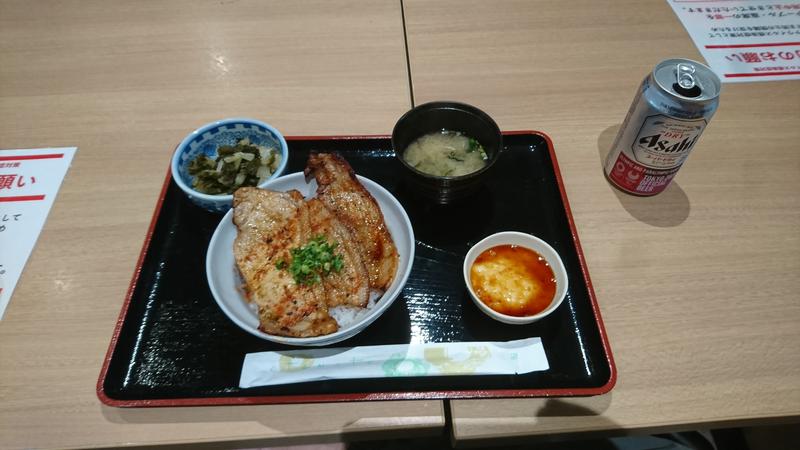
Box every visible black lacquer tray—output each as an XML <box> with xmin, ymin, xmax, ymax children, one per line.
<box><xmin>98</xmin><ymin>132</ymin><xmax>616</xmax><ymax>406</ymax></box>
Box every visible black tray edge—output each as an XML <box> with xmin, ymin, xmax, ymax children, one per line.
<box><xmin>96</xmin><ymin>131</ymin><xmax>617</xmax><ymax>407</ymax></box>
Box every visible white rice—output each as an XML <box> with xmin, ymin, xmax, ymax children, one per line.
<box><xmin>329</xmin><ymin>291</ymin><xmax>382</xmax><ymax>328</ymax></box>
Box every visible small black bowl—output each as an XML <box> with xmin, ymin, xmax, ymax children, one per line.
<box><xmin>392</xmin><ymin>101</ymin><xmax>502</xmax><ymax>204</ymax></box>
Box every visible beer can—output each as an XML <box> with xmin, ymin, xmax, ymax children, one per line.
<box><xmin>605</xmin><ymin>58</ymin><xmax>721</xmax><ymax>196</ymax></box>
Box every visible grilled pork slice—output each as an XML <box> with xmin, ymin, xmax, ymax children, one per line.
<box><xmin>305</xmin><ymin>153</ymin><xmax>399</xmax><ymax>291</ymax></box>
<box><xmin>233</xmin><ymin>187</ymin><xmax>337</xmax><ymax>337</ymax></box>
<box><xmin>296</xmin><ymin>198</ymin><xmax>370</xmax><ymax>308</ymax></box>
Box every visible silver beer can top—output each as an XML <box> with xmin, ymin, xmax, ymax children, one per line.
<box><xmin>653</xmin><ymin>58</ymin><xmax>721</xmax><ymax>103</ymax></box>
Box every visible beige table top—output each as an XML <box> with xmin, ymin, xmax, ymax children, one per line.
<box><xmin>2</xmin><ymin>0</ymin><xmax>799</xmax><ymax>448</ymax></box>
<box><xmin>0</xmin><ymin>1</ymin><xmax>443</xmax><ymax>449</ymax></box>
<box><xmin>404</xmin><ymin>0</ymin><xmax>800</xmax><ymax>445</ymax></box>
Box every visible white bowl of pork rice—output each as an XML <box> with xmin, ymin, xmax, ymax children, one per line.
<box><xmin>206</xmin><ymin>170</ymin><xmax>415</xmax><ymax>346</ymax></box>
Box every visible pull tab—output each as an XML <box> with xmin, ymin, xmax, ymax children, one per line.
<box><xmin>673</xmin><ymin>63</ymin><xmax>702</xmax><ymax>97</ymax></box>
<box><xmin>677</xmin><ymin>63</ymin><xmax>696</xmax><ymax>89</ymax></box>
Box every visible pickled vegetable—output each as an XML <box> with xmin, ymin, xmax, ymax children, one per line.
<box><xmin>187</xmin><ymin>138</ymin><xmax>281</xmax><ymax>195</ymax></box>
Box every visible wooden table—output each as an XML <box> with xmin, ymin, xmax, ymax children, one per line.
<box><xmin>404</xmin><ymin>0</ymin><xmax>800</xmax><ymax>445</ymax></box>
<box><xmin>2</xmin><ymin>0</ymin><xmax>799</xmax><ymax>448</ymax></box>
<box><xmin>0</xmin><ymin>1</ymin><xmax>443</xmax><ymax>448</ymax></box>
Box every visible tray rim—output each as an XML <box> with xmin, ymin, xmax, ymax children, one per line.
<box><xmin>96</xmin><ymin>131</ymin><xmax>617</xmax><ymax>407</ymax></box>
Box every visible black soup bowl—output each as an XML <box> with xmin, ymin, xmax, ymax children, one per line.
<box><xmin>392</xmin><ymin>101</ymin><xmax>502</xmax><ymax>204</ymax></box>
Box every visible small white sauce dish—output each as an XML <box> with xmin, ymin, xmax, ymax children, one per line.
<box><xmin>463</xmin><ymin>231</ymin><xmax>569</xmax><ymax>325</ymax></box>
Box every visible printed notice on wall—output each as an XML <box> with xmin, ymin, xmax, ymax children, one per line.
<box><xmin>0</xmin><ymin>148</ymin><xmax>76</xmax><ymax>319</ymax></box>
<box><xmin>667</xmin><ymin>0</ymin><xmax>800</xmax><ymax>82</ymax></box>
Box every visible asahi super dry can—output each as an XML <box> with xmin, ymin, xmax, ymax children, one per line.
<box><xmin>605</xmin><ymin>58</ymin><xmax>721</xmax><ymax>196</ymax></box>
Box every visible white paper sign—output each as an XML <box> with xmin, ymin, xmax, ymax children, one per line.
<box><xmin>667</xmin><ymin>0</ymin><xmax>800</xmax><ymax>82</ymax></box>
<box><xmin>0</xmin><ymin>147</ymin><xmax>76</xmax><ymax>319</ymax></box>
<box><xmin>240</xmin><ymin>337</ymin><xmax>549</xmax><ymax>388</ymax></box>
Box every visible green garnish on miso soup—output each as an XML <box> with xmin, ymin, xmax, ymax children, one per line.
<box><xmin>403</xmin><ymin>130</ymin><xmax>488</xmax><ymax>177</ymax></box>
<box><xmin>187</xmin><ymin>138</ymin><xmax>281</xmax><ymax>195</ymax></box>
<box><xmin>276</xmin><ymin>235</ymin><xmax>344</xmax><ymax>286</ymax></box>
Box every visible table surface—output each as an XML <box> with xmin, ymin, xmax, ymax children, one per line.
<box><xmin>1</xmin><ymin>0</ymin><xmax>799</xmax><ymax>448</ymax></box>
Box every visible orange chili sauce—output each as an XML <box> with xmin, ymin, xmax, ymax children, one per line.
<box><xmin>469</xmin><ymin>244</ymin><xmax>556</xmax><ymax>317</ymax></box>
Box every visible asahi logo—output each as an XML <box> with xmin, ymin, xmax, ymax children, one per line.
<box><xmin>632</xmin><ymin>115</ymin><xmax>707</xmax><ymax>169</ymax></box>
<box><xmin>637</xmin><ymin>133</ymin><xmax>700</xmax><ymax>155</ymax></box>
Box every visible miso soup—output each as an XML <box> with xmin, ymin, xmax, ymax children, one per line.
<box><xmin>403</xmin><ymin>130</ymin><xmax>488</xmax><ymax>177</ymax></box>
